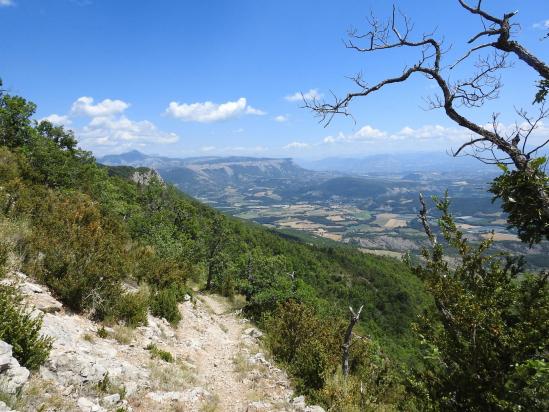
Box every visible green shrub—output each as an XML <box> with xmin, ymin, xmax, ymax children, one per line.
<box><xmin>97</xmin><ymin>326</ymin><xmax>108</xmax><ymax>339</ymax></box>
<box><xmin>146</xmin><ymin>343</ymin><xmax>174</xmax><ymax>363</ymax></box>
<box><xmin>150</xmin><ymin>287</ymin><xmax>181</xmax><ymax>325</ymax></box>
<box><xmin>115</xmin><ymin>286</ymin><xmax>149</xmax><ymax>327</ymax></box>
<box><xmin>0</xmin><ymin>285</ymin><xmax>52</xmax><ymax>370</ymax></box>
<box><xmin>264</xmin><ymin>301</ymin><xmax>342</xmax><ymax>392</ymax></box>
<box><xmin>23</xmin><ymin>190</ymin><xmax>127</xmax><ymax>318</ymax></box>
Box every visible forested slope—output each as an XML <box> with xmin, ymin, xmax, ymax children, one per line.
<box><xmin>0</xmin><ymin>84</ymin><xmax>430</xmax><ymax>409</ymax></box>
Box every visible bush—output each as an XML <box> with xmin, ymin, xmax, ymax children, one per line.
<box><xmin>23</xmin><ymin>190</ymin><xmax>127</xmax><ymax>318</ymax></box>
<box><xmin>114</xmin><ymin>285</ymin><xmax>149</xmax><ymax>327</ymax></box>
<box><xmin>146</xmin><ymin>343</ymin><xmax>174</xmax><ymax>363</ymax></box>
<box><xmin>264</xmin><ymin>301</ymin><xmax>342</xmax><ymax>393</ymax></box>
<box><xmin>0</xmin><ymin>285</ymin><xmax>52</xmax><ymax>370</ymax></box>
<box><xmin>150</xmin><ymin>287</ymin><xmax>181</xmax><ymax>325</ymax></box>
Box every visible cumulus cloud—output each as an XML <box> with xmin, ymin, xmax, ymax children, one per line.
<box><xmin>285</xmin><ymin>89</ymin><xmax>322</xmax><ymax>102</ymax></box>
<box><xmin>80</xmin><ymin>115</ymin><xmax>179</xmax><ymax>147</ymax></box>
<box><xmin>323</xmin><ymin>125</ymin><xmax>387</xmax><ymax>143</ymax></box>
<box><xmin>166</xmin><ymin>97</ymin><xmax>265</xmax><ymax>122</ymax></box>
<box><xmin>71</xmin><ymin>96</ymin><xmax>129</xmax><ymax>117</ymax></box>
<box><xmin>323</xmin><ymin>124</ymin><xmax>474</xmax><ymax>146</ymax></box>
<box><xmin>0</xmin><ymin>0</ymin><xmax>14</xmax><ymax>7</ymax></box>
<box><xmin>274</xmin><ymin>115</ymin><xmax>288</xmax><ymax>122</ymax></box>
<box><xmin>533</xmin><ymin>19</ymin><xmax>549</xmax><ymax>29</ymax></box>
<box><xmin>39</xmin><ymin>114</ymin><xmax>72</xmax><ymax>127</ymax></box>
<box><xmin>283</xmin><ymin>141</ymin><xmax>310</xmax><ymax>150</ymax></box>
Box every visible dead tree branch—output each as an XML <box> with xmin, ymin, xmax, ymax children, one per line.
<box><xmin>304</xmin><ymin>0</ymin><xmax>549</xmax><ymax>220</ymax></box>
<box><xmin>342</xmin><ymin>305</ymin><xmax>363</xmax><ymax>378</ymax></box>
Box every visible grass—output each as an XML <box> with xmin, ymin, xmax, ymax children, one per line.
<box><xmin>146</xmin><ymin>343</ymin><xmax>174</xmax><ymax>363</ymax></box>
<box><xmin>2</xmin><ymin>377</ymin><xmax>77</xmax><ymax>412</ymax></box>
<box><xmin>148</xmin><ymin>360</ymin><xmax>196</xmax><ymax>392</ymax></box>
<box><xmin>200</xmin><ymin>394</ymin><xmax>220</xmax><ymax>412</ymax></box>
<box><xmin>111</xmin><ymin>325</ymin><xmax>134</xmax><ymax>345</ymax></box>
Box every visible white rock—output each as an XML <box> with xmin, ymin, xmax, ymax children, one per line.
<box><xmin>77</xmin><ymin>397</ymin><xmax>105</xmax><ymax>412</ymax></box>
<box><xmin>248</xmin><ymin>352</ymin><xmax>268</xmax><ymax>365</ymax></box>
<box><xmin>246</xmin><ymin>401</ymin><xmax>272</xmax><ymax>411</ymax></box>
<box><xmin>304</xmin><ymin>407</ymin><xmax>326</xmax><ymax>412</ymax></box>
<box><xmin>102</xmin><ymin>393</ymin><xmax>120</xmax><ymax>406</ymax></box>
<box><xmin>0</xmin><ymin>341</ymin><xmax>30</xmax><ymax>394</ymax></box>
<box><xmin>244</xmin><ymin>327</ymin><xmax>263</xmax><ymax>339</ymax></box>
<box><xmin>0</xmin><ymin>341</ymin><xmax>11</xmax><ymax>372</ymax></box>
<box><xmin>0</xmin><ymin>401</ymin><xmax>15</xmax><ymax>412</ymax></box>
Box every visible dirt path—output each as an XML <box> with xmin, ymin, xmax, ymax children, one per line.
<box><xmin>176</xmin><ymin>293</ymin><xmax>295</xmax><ymax>411</ymax></box>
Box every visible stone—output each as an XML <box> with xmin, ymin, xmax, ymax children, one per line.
<box><xmin>244</xmin><ymin>327</ymin><xmax>263</xmax><ymax>339</ymax></box>
<box><xmin>0</xmin><ymin>341</ymin><xmax>11</xmax><ymax>373</ymax></box>
<box><xmin>77</xmin><ymin>397</ymin><xmax>106</xmax><ymax>412</ymax></box>
<box><xmin>0</xmin><ymin>341</ymin><xmax>30</xmax><ymax>394</ymax></box>
<box><xmin>246</xmin><ymin>401</ymin><xmax>272</xmax><ymax>411</ymax></box>
<box><xmin>102</xmin><ymin>393</ymin><xmax>120</xmax><ymax>406</ymax></box>
<box><xmin>292</xmin><ymin>395</ymin><xmax>306</xmax><ymax>409</ymax></box>
<box><xmin>304</xmin><ymin>407</ymin><xmax>326</xmax><ymax>412</ymax></box>
<box><xmin>248</xmin><ymin>352</ymin><xmax>268</xmax><ymax>365</ymax></box>
<box><xmin>0</xmin><ymin>401</ymin><xmax>15</xmax><ymax>412</ymax></box>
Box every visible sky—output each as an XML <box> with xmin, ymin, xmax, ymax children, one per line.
<box><xmin>1</xmin><ymin>0</ymin><xmax>548</xmax><ymax>159</ymax></box>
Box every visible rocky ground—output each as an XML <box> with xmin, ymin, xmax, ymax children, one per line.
<box><xmin>0</xmin><ymin>272</ymin><xmax>324</xmax><ymax>412</ymax></box>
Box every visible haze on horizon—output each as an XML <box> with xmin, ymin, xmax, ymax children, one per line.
<box><xmin>1</xmin><ymin>0</ymin><xmax>548</xmax><ymax>159</ymax></box>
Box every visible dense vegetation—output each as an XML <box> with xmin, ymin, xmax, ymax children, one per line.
<box><xmin>1</xmin><ymin>80</ymin><xmax>547</xmax><ymax>410</ymax></box>
<box><xmin>0</xmin><ymin>81</ymin><xmax>430</xmax><ymax>408</ymax></box>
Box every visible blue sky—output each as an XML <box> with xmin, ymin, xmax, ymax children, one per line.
<box><xmin>1</xmin><ymin>0</ymin><xmax>548</xmax><ymax>159</ymax></box>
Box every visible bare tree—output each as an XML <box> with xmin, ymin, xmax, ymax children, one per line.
<box><xmin>306</xmin><ymin>1</ymin><xmax>549</xmax><ymax>227</ymax></box>
<box><xmin>342</xmin><ymin>305</ymin><xmax>363</xmax><ymax>378</ymax></box>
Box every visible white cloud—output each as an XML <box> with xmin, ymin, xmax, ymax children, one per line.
<box><xmin>166</xmin><ymin>97</ymin><xmax>265</xmax><ymax>122</ymax></box>
<box><xmin>71</xmin><ymin>96</ymin><xmax>129</xmax><ymax>117</ymax></box>
<box><xmin>80</xmin><ymin>115</ymin><xmax>179</xmax><ymax>147</ymax></box>
<box><xmin>245</xmin><ymin>106</ymin><xmax>266</xmax><ymax>116</ymax></box>
<box><xmin>201</xmin><ymin>146</ymin><xmax>216</xmax><ymax>152</ymax></box>
<box><xmin>285</xmin><ymin>89</ymin><xmax>322</xmax><ymax>102</ymax></box>
<box><xmin>533</xmin><ymin>19</ymin><xmax>549</xmax><ymax>29</ymax></box>
<box><xmin>0</xmin><ymin>0</ymin><xmax>14</xmax><ymax>7</ymax></box>
<box><xmin>39</xmin><ymin>114</ymin><xmax>72</xmax><ymax>127</ymax></box>
<box><xmin>283</xmin><ymin>141</ymin><xmax>310</xmax><ymax>150</ymax></box>
<box><xmin>323</xmin><ymin>125</ymin><xmax>387</xmax><ymax>143</ymax></box>
<box><xmin>274</xmin><ymin>115</ymin><xmax>288</xmax><ymax>122</ymax></box>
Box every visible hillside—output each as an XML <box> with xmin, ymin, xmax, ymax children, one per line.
<box><xmin>1</xmin><ymin>272</ymin><xmax>325</xmax><ymax>411</ymax></box>
<box><xmin>0</xmin><ymin>87</ymin><xmax>430</xmax><ymax>410</ymax></box>
<box><xmin>101</xmin><ymin>151</ymin><xmax>314</xmax><ymax>199</ymax></box>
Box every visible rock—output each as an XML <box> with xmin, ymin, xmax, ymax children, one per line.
<box><xmin>146</xmin><ymin>387</ymin><xmax>211</xmax><ymax>403</ymax></box>
<box><xmin>292</xmin><ymin>396</ymin><xmax>306</xmax><ymax>410</ymax></box>
<box><xmin>248</xmin><ymin>352</ymin><xmax>268</xmax><ymax>366</ymax></box>
<box><xmin>246</xmin><ymin>401</ymin><xmax>272</xmax><ymax>411</ymax></box>
<box><xmin>244</xmin><ymin>327</ymin><xmax>263</xmax><ymax>339</ymax></box>
<box><xmin>304</xmin><ymin>407</ymin><xmax>326</xmax><ymax>412</ymax></box>
<box><xmin>292</xmin><ymin>396</ymin><xmax>326</xmax><ymax>412</ymax></box>
<box><xmin>0</xmin><ymin>401</ymin><xmax>15</xmax><ymax>412</ymax></box>
<box><xmin>184</xmin><ymin>293</ymin><xmax>191</xmax><ymax>301</ymax></box>
<box><xmin>0</xmin><ymin>341</ymin><xmax>30</xmax><ymax>394</ymax></box>
<box><xmin>102</xmin><ymin>393</ymin><xmax>120</xmax><ymax>406</ymax></box>
<box><xmin>77</xmin><ymin>397</ymin><xmax>105</xmax><ymax>412</ymax></box>
<box><xmin>0</xmin><ymin>341</ymin><xmax>11</xmax><ymax>372</ymax></box>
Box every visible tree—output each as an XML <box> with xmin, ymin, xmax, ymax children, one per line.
<box><xmin>0</xmin><ymin>79</ymin><xmax>37</xmax><ymax>149</ymax></box>
<box><xmin>406</xmin><ymin>194</ymin><xmax>548</xmax><ymax>411</ymax></box>
<box><xmin>204</xmin><ymin>214</ymin><xmax>229</xmax><ymax>289</ymax></box>
<box><xmin>306</xmin><ymin>1</ymin><xmax>549</xmax><ymax>244</ymax></box>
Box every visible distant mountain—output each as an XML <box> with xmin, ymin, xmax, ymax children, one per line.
<box><xmin>296</xmin><ymin>152</ymin><xmax>498</xmax><ymax>176</ymax></box>
<box><xmin>99</xmin><ymin>151</ymin><xmax>317</xmax><ymax>198</ymax></box>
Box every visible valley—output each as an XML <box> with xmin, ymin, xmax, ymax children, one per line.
<box><xmin>102</xmin><ymin>151</ymin><xmax>549</xmax><ymax>269</ymax></box>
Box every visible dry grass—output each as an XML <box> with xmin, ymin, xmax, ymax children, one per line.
<box><xmin>8</xmin><ymin>377</ymin><xmax>78</xmax><ymax>412</ymax></box>
<box><xmin>148</xmin><ymin>360</ymin><xmax>197</xmax><ymax>392</ymax></box>
<box><xmin>112</xmin><ymin>325</ymin><xmax>134</xmax><ymax>345</ymax></box>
